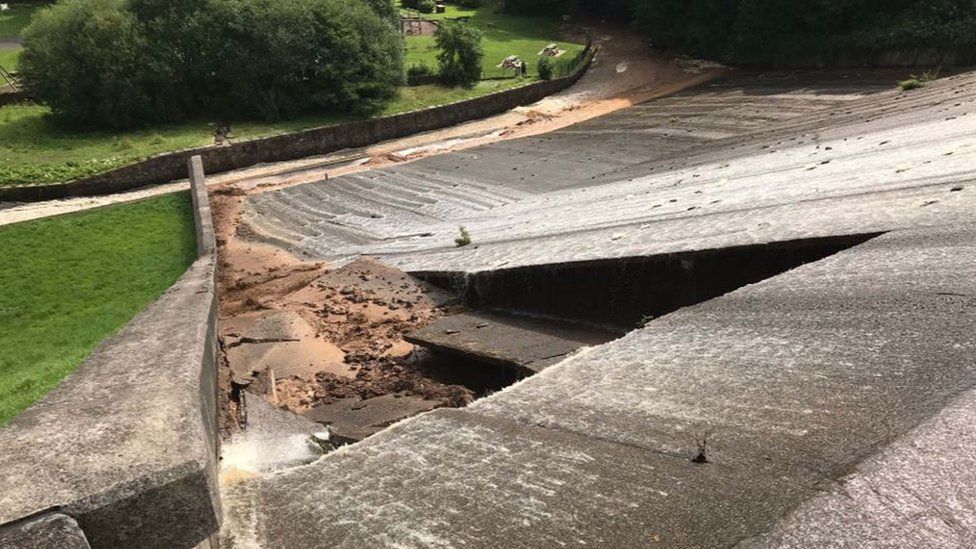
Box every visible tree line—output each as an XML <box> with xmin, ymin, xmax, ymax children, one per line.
<box><xmin>20</xmin><ymin>0</ymin><xmax>405</xmax><ymax>128</ymax></box>
<box><xmin>506</xmin><ymin>0</ymin><xmax>976</xmax><ymax>66</ymax></box>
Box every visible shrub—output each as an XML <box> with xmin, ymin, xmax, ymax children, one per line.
<box><xmin>617</xmin><ymin>0</ymin><xmax>976</xmax><ymax>66</ymax></box>
<box><xmin>537</xmin><ymin>56</ymin><xmax>554</xmax><ymax>80</ymax></box>
<box><xmin>504</xmin><ymin>0</ymin><xmax>571</xmax><ymax>15</ymax></box>
<box><xmin>201</xmin><ymin>0</ymin><xmax>404</xmax><ymax>121</ymax></box>
<box><xmin>435</xmin><ymin>20</ymin><xmax>484</xmax><ymax>87</ymax></box>
<box><xmin>455</xmin><ymin>0</ymin><xmax>482</xmax><ymax>7</ymax></box>
<box><xmin>19</xmin><ymin>0</ymin><xmax>171</xmax><ymax>128</ymax></box>
<box><xmin>455</xmin><ymin>226</ymin><xmax>472</xmax><ymax>247</ymax></box>
<box><xmin>418</xmin><ymin>0</ymin><xmax>436</xmax><ymax>14</ymax></box>
<box><xmin>899</xmin><ymin>70</ymin><xmax>939</xmax><ymax>90</ymax></box>
<box><xmin>19</xmin><ymin>0</ymin><xmax>405</xmax><ymax>128</ymax></box>
<box><xmin>408</xmin><ymin>63</ymin><xmax>433</xmax><ymax>77</ymax></box>
<box><xmin>362</xmin><ymin>0</ymin><xmax>398</xmax><ymax>24</ymax></box>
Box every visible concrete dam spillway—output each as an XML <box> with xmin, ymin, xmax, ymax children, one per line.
<box><xmin>219</xmin><ymin>68</ymin><xmax>976</xmax><ymax>547</ymax></box>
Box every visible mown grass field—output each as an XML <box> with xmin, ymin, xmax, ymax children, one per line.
<box><xmin>0</xmin><ymin>193</ymin><xmax>197</xmax><ymax>425</ymax></box>
<box><xmin>400</xmin><ymin>2</ymin><xmax>585</xmax><ymax>79</ymax></box>
<box><xmin>0</xmin><ymin>47</ymin><xmax>19</xmax><ymax>72</ymax></box>
<box><xmin>0</xmin><ymin>2</ymin><xmax>42</xmax><ymax>38</ymax></box>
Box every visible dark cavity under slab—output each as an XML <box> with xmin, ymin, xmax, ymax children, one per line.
<box><xmin>410</xmin><ymin>234</ymin><xmax>881</xmax><ymax>369</ymax></box>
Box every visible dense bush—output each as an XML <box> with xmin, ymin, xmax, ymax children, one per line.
<box><xmin>362</xmin><ymin>0</ymin><xmax>397</xmax><ymax>23</ymax></box>
<box><xmin>537</xmin><ymin>56</ymin><xmax>554</xmax><ymax>80</ymax></box>
<box><xmin>624</xmin><ymin>0</ymin><xmax>976</xmax><ymax>66</ymax></box>
<box><xmin>19</xmin><ymin>0</ymin><xmax>404</xmax><ymax>128</ymax></box>
<box><xmin>504</xmin><ymin>0</ymin><xmax>572</xmax><ymax>15</ymax></box>
<box><xmin>418</xmin><ymin>0</ymin><xmax>435</xmax><ymax>13</ymax></box>
<box><xmin>407</xmin><ymin>63</ymin><xmax>433</xmax><ymax>77</ymax></box>
<box><xmin>435</xmin><ymin>20</ymin><xmax>484</xmax><ymax>87</ymax></box>
<box><xmin>19</xmin><ymin>0</ymin><xmax>170</xmax><ymax>127</ymax></box>
<box><xmin>455</xmin><ymin>0</ymin><xmax>482</xmax><ymax>8</ymax></box>
<box><xmin>202</xmin><ymin>0</ymin><xmax>404</xmax><ymax>120</ymax></box>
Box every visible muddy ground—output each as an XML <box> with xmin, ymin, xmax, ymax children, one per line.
<box><xmin>212</xmin><ymin>187</ymin><xmax>485</xmax><ymax>442</ymax></box>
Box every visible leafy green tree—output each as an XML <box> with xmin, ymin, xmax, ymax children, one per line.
<box><xmin>362</xmin><ymin>0</ymin><xmax>399</xmax><ymax>26</ymax></box>
<box><xmin>19</xmin><ymin>0</ymin><xmax>167</xmax><ymax>128</ymax></box>
<box><xmin>19</xmin><ymin>0</ymin><xmax>404</xmax><ymax>128</ymax></box>
<box><xmin>201</xmin><ymin>0</ymin><xmax>403</xmax><ymax>120</ymax></box>
<box><xmin>504</xmin><ymin>0</ymin><xmax>572</xmax><ymax>15</ymax></box>
<box><xmin>435</xmin><ymin>20</ymin><xmax>484</xmax><ymax>87</ymax></box>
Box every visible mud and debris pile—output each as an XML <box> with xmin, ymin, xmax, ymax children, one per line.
<box><xmin>212</xmin><ymin>187</ymin><xmax>476</xmax><ymax>443</ymax></box>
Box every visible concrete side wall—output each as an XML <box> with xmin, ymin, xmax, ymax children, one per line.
<box><xmin>0</xmin><ymin>47</ymin><xmax>596</xmax><ymax>202</ymax></box>
<box><xmin>0</xmin><ymin>156</ymin><xmax>221</xmax><ymax>548</ymax></box>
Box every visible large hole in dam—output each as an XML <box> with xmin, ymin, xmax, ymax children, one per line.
<box><xmin>222</xmin><ymin>233</ymin><xmax>881</xmax><ymax>462</ymax></box>
<box><xmin>407</xmin><ymin>233</ymin><xmax>881</xmax><ymax>379</ymax></box>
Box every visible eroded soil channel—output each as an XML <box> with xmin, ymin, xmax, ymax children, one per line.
<box><xmin>215</xmin><ymin>176</ymin><xmax>880</xmax><ymax>469</ymax></box>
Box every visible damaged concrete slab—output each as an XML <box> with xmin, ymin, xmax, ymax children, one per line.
<box><xmin>224</xmin><ymin>70</ymin><xmax>976</xmax><ymax>546</ymax></box>
<box><xmin>406</xmin><ymin>310</ymin><xmax>617</xmax><ymax>373</ymax></box>
<box><xmin>227</xmin><ymin>408</ymin><xmax>819</xmax><ymax>548</ymax></box>
<box><xmin>220</xmin><ymin>222</ymin><xmax>976</xmax><ymax>548</ymax></box>
<box><xmin>302</xmin><ymin>392</ymin><xmax>442</xmax><ymax>443</ymax></box>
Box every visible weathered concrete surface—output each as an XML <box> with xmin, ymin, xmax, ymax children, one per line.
<box><xmin>302</xmin><ymin>392</ymin><xmax>443</xmax><ymax>443</ymax></box>
<box><xmin>406</xmin><ymin>310</ymin><xmax>617</xmax><ymax>372</ymax></box>
<box><xmin>229</xmin><ymin>68</ymin><xmax>976</xmax><ymax>544</ymax></box>
<box><xmin>0</xmin><ymin>513</ymin><xmax>91</xmax><ymax>549</ymax></box>
<box><xmin>244</xmin><ymin>70</ymin><xmax>900</xmax><ymax>259</ymax></box>
<box><xmin>229</xmin><ymin>408</ymin><xmax>817</xmax><ymax>548</ymax></box>
<box><xmin>0</xmin><ymin>156</ymin><xmax>221</xmax><ymax>548</ymax></box>
<box><xmin>223</xmin><ymin>221</ymin><xmax>976</xmax><ymax>548</ymax></box>
<box><xmin>741</xmin><ymin>384</ymin><xmax>976</xmax><ymax>548</ymax></box>
<box><xmin>246</xmin><ymin>71</ymin><xmax>976</xmax><ymax>274</ymax></box>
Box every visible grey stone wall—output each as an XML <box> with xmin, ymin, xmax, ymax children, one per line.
<box><xmin>0</xmin><ymin>46</ymin><xmax>596</xmax><ymax>202</ymax></box>
<box><xmin>0</xmin><ymin>155</ymin><xmax>221</xmax><ymax>548</ymax></box>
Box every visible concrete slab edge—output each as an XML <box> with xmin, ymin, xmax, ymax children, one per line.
<box><xmin>0</xmin><ymin>155</ymin><xmax>221</xmax><ymax>548</ymax></box>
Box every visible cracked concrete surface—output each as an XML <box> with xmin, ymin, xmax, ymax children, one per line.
<box><xmin>225</xmin><ymin>68</ymin><xmax>976</xmax><ymax>547</ymax></box>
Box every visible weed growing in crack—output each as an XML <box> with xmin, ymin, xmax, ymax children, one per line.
<box><xmin>899</xmin><ymin>69</ymin><xmax>940</xmax><ymax>91</ymax></box>
<box><xmin>455</xmin><ymin>226</ymin><xmax>472</xmax><ymax>247</ymax></box>
<box><xmin>692</xmin><ymin>430</ymin><xmax>711</xmax><ymax>464</ymax></box>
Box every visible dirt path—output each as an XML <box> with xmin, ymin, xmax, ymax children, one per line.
<box><xmin>0</xmin><ymin>21</ymin><xmax>721</xmax><ymax>226</ymax></box>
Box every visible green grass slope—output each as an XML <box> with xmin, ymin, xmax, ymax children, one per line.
<box><xmin>0</xmin><ymin>193</ymin><xmax>197</xmax><ymax>424</ymax></box>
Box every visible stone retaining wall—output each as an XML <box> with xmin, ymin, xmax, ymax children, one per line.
<box><xmin>0</xmin><ymin>45</ymin><xmax>596</xmax><ymax>202</ymax></box>
<box><xmin>0</xmin><ymin>156</ymin><xmax>221</xmax><ymax>549</ymax></box>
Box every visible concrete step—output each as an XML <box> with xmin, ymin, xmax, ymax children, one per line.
<box><xmin>301</xmin><ymin>393</ymin><xmax>442</xmax><ymax>444</ymax></box>
<box><xmin>406</xmin><ymin>310</ymin><xmax>619</xmax><ymax>374</ymax></box>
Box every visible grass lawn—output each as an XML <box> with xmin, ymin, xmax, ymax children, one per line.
<box><xmin>0</xmin><ymin>193</ymin><xmax>197</xmax><ymax>425</ymax></box>
<box><xmin>399</xmin><ymin>1</ymin><xmax>586</xmax><ymax>79</ymax></box>
<box><xmin>0</xmin><ymin>47</ymin><xmax>19</xmax><ymax>72</ymax></box>
<box><xmin>0</xmin><ymin>2</ymin><xmax>44</xmax><ymax>38</ymax></box>
<box><xmin>0</xmin><ymin>79</ymin><xmax>529</xmax><ymax>187</ymax></box>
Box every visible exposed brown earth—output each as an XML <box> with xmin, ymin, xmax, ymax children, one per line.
<box><xmin>212</xmin><ymin>186</ymin><xmax>475</xmax><ymax>441</ymax></box>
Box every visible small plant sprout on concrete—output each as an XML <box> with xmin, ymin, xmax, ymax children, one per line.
<box><xmin>692</xmin><ymin>430</ymin><xmax>711</xmax><ymax>464</ymax></box>
<box><xmin>899</xmin><ymin>70</ymin><xmax>940</xmax><ymax>91</ymax></box>
<box><xmin>455</xmin><ymin>226</ymin><xmax>472</xmax><ymax>247</ymax></box>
